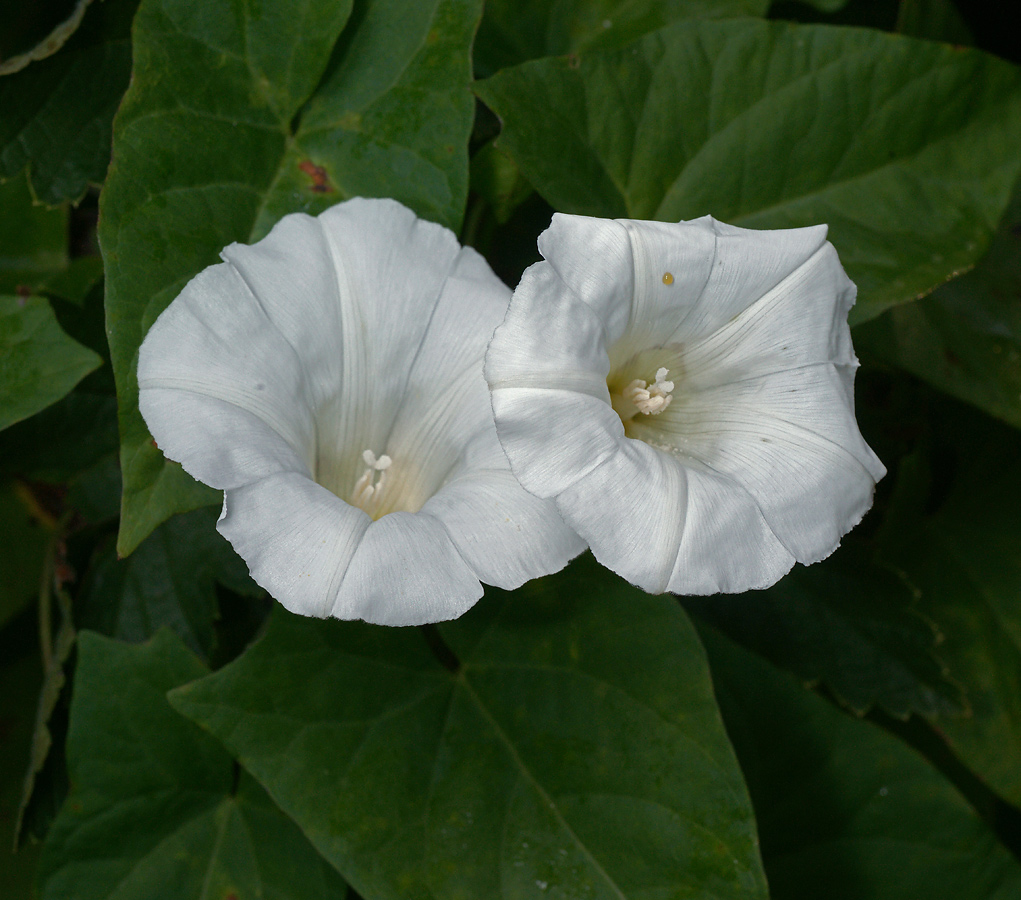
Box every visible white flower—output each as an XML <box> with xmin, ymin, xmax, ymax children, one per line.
<box><xmin>138</xmin><ymin>198</ymin><xmax>584</xmax><ymax>625</ymax></box>
<box><xmin>485</xmin><ymin>213</ymin><xmax>886</xmax><ymax>595</ymax></box>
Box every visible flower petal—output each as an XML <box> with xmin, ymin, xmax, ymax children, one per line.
<box><xmin>537</xmin><ymin>213</ymin><xmax>634</xmax><ymax>341</ymax></box>
<box><xmin>485</xmin><ymin>262</ymin><xmax>613</xmax><ymax>391</ymax></box>
<box><xmin>678</xmin><ymin>240</ymin><xmax>858</xmax><ymax>388</ymax></box>
<box><xmin>632</xmin><ymin>215</ymin><xmax>831</xmax><ymax>346</ymax></box>
<box><xmin>218</xmin><ymin>472</ymin><xmax>370</xmax><ymax>618</ymax></box>
<box><xmin>488</xmin><ymin>386</ymin><xmax>624</xmax><ymax>499</ymax></box>
<box><xmin>222</xmin><ymin>198</ymin><xmax>469</xmax><ymax>498</ymax></box>
<box><xmin>383</xmin><ymin>245</ymin><xmax>511</xmax><ymax>501</ymax></box>
<box><xmin>335</xmin><ymin>512</ymin><xmax>483</xmax><ymax>625</ymax></box>
<box><xmin>423</xmin><ymin>457</ymin><xmax>586</xmax><ymax>590</ymax></box>
<box><xmin>554</xmin><ymin>439</ymin><xmax>795</xmax><ymax>594</ymax></box>
<box><xmin>486</xmin><ymin>256</ymin><xmax>623</xmax><ymax>499</ymax></box>
<box><xmin>635</xmin><ymin>363</ymin><xmax>884</xmax><ymax>562</ymax></box>
<box><xmin>138</xmin><ymin>261</ymin><xmax>315</xmax><ymax>489</ymax></box>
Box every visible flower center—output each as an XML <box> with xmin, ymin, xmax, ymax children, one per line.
<box><xmin>350</xmin><ymin>449</ymin><xmax>393</xmax><ymax>518</ymax></box>
<box><xmin>621</xmin><ymin>367</ymin><xmax>674</xmax><ymax>416</ymax></box>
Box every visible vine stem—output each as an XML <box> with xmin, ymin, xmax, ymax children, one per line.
<box><xmin>37</xmin><ymin>510</ymin><xmax>73</xmax><ymax>674</ymax></box>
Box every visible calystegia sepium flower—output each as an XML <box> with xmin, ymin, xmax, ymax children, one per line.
<box><xmin>138</xmin><ymin>198</ymin><xmax>584</xmax><ymax>625</ymax></box>
<box><xmin>485</xmin><ymin>213</ymin><xmax>886</xmax><ymax>595</ymax></box>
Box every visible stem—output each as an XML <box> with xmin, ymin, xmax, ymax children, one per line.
<box><xmin>37</xmin><ymin>510</ymin><xmax>73</xmax><ymax>674</ymax></box>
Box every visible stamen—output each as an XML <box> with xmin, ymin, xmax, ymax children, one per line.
<box><xmin>622</xmin><ymin>368</ymin><xmax>674</xmax><ymax>415</ymax></box>
<box><xmin>352</xmin><ymin>449</ymin><xmax>394</xmax><ymax>515</ymax></box>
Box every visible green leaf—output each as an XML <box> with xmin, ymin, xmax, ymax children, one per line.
<box><xmin>878</xmin><ymin>411</ymin><xmax>1021</xmax><ymax>808</ymax></box>
<box><xmin>0</xmin><ymin>295</ymin><xmax>101</xmax><ymax>432</ymax></box>
<box><xmin>0</xmin><ymin>0</ymin><xmax>135</xmax><ymax>204</ymax></box>
<box><xmin>38</xmin><ymin>629</ymin><xmax>350</xmax><ymax>900</ymax></box>
<box><xmin>473</xmin><ymin>0</ymin><xmax>769</xmax><ymax>77</ymax></box>
<box><xmin>102</xmin><ymin>0</ymin><xmax>483</xmax><ymax>555</ymax></box>
<box><xmin>856</xmin><ymin>181</ymin><xmax>1021</xmax><ymax>430</ymax></box>
<box><xmin>170</xmin><ymin>556</ymin><xmax>768</xmax><ymax>900</ymax></box>
<box><xmin>474</xmin><ymin>20</ymin><xmax>1021</xmax><ymax>324</ymax></box>
<box><xmin>78</xmin><ymin>507</ymin><xmax>260</xmax><ymax>662</ymax></box>
<box><xmin>0</xmin><ymin>172</ymin><xmax>67</xmax><ymax>293</ymax></box>
<box><xmin>698</xmin><ymin>624</ymin><xmax>1021</xmax><ymax>900</ymax></box>
<box><xmin>682</xmin><ymin>541</ymin><xmax>964</xmax><ymax>719</ymax></box>
<box><xmin>0</xmin><ymin>480</ymin><xmax>50</xmax><ymax>629</ymax></box>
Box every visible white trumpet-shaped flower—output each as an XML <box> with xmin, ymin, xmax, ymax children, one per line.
<box><xmin>485</xmin><ymin>213</ymin><xmax>886</xmax><ymax>595</ymax></box>
<box><xmin>138</xmin><ymin>198</ymin><xmax>584</xmax><ymax>625</ymax></box>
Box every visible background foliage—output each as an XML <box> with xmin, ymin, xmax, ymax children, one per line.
<box><xmin>2</xmin><ymin>0</ymin><xmax>1020</xmax><ymax>897</ymax></box>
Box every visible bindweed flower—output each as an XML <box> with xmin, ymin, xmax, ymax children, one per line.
<box><xmin>485</xmin><ymin>214</ymin><xmax>886</xmax><ymax>595</ymax></box>
<box><xmin>138</xmin><ymin>198</ymin><xmax>584</xmax><ymax>625</ymax></box>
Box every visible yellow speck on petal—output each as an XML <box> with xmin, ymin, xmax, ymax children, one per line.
<box><xmin>662</xmin><ymin>272</ymin><xmax>674</xmax><ymax>285</ymax></box>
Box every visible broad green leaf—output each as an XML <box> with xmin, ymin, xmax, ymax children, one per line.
<box><xmin>0</xmin><ymin>622</ymin><xmax>44</xmax><ymax>897</ymax></box>
<box><xmin>682</xmin><ymin>541</ymin><xmax>964</xmax><ymax>719</ymax></box>
<box><xmin>473</xmin><ymin>0</ymin><xmax>769</xmax><ymax>77</ymax></box>
<box><xmin>878</xmin><ymin>412</ymin><xmax>1021</xmax><ymax>808</ymax></box>
<box><xmin>79</xmin><ymin>507</ymin><xmax>259</xmax><ymax>661</ymax></box>
<box><xmin>0</xmin><ymin>0</ymin><xmax>93</xmax><ymax>75</ymax></box>
<box><xmin>0</xmin><ymin>0</ymin><xmax>135</xmax><ymax>204</ymax></box>
<box><xmin>0</xmin><ymin>295</ymin><xmax>101</xmax><ymax>432</ymax></box>
<box><xmin>171</xmin><ymin>557</ymin><xmax>768</xmax><ymax>900</ymax></box>
<box><xmin>38</xmin><ymin>629</ymin><xmax>350</xmax><ymax>900</ymax></box>
<box><xmin>474</xmin><ymin>20</ymin><xmax>1021</xmax><ymax>324</ymax></box>
<box><xmin>856</xmin><ymin>182</ymin><xmax>1021</xmax><ymax>429</ymax></box>
<box><xmin>102</xmin><ymin>0</ymin><xmax>483</xmax><ymax>555</ymax></box>
<box><xmin>0</xmin><ymin>480</ymin><xmax>50</xmax><ymax>629</ymax></box>
<box><xmin>698</xmin><ymin>624</ymin><xmax>1021</xmax><ymax>900</ymax></box>
<box><xmin>0</xmin><ymin>172</ymin><xmax>67</xmax><ymax>293</ymax></box>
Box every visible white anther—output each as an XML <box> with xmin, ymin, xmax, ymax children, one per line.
<box><xmin>622</xmin><ymin>368</ymin><xmax>674</xmax><ymax>415</ymax></box>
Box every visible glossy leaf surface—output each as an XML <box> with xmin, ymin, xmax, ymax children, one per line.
<box><xmin>172</xmin><ymin>557</ymin><xmax>769</xmax><ymax>900</ymax></box>
<box><xmin>475</xmin><ymin>20</ymin><xmax>1021</xmax><ymax>323</ymax></box>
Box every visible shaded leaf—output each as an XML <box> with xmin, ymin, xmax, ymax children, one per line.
<box><xmin>0</xmin><ymin>0</ymin><xmax>134</xmax><ymax>204</ymax></box>
<box><xmin>16</xmin><ymin>575</ymin><xmax>74</xmax><ymax>848</ymax></box>
<box><xmin>0</xmin><ymin>172</ymin><xmax>67</xmax><ymax>293</ymax></box>
<box><xmin>856</xmin><ymin>181</ymin><xmax>1021</xmax><ymax>430</ymax></box>
<box><xmin>101</xmin><ymin>0</ymin><xmax>483</xmax><ymax>555</ymax></box>
<box><xmin>79</xmin><ymin>507</ymin><xmax>260</xmax><ymax>662</ymax></box>
<box><xmin>698</xmin><ymin>623</ymin><xmax>1021</xmax><ymax>900</ymax></box>
<box><xmin>0</xmin><ymin>296</ymin><xmax>101</xmax><ymax>432</ymax></box>
<box><xmin>469</xmin><ymin>141</ymin><xmax>534</xmax><ymax>224</ymax></box>
<box><xmin>0</xmin><ymin>392</ymin><xmax>117</xmax><ymax>482</ymax></box>
<box><xmin>171</xmin><ymin>556</ymin><xmax>768</xmax><ymax>900</ymax></box>
<box><xmin>38</xmin><ymin>629</ymin><xmax>350</xmax><ymax>900</ymax></box>
<box><xmin>474</xmin><ymin>19</ymin><xmax>1021</xmax><ymax>323</ymax></box>
<box><xmin>682</xmin><ymin>541</ymin><xmax>964</xmax><ymax>719</ymax></box>
<box><xmin>0</xmin><ymin>480</ymin><xmax>50</xmax><ymax>629</ymax></box>
<box><xmin>878</xmin><ymin>409</ymin><xmax>1021</xmax><ymax>807</ymax></box>
<box><xmin>896</xmin><ymin>0</ymin><xmax>972</xmax><ymax>44</ymax></box>
<box><xmin>473</xmin><ymin>0</ymin><xmax>768</xmax><ymax>77</ymax></box>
